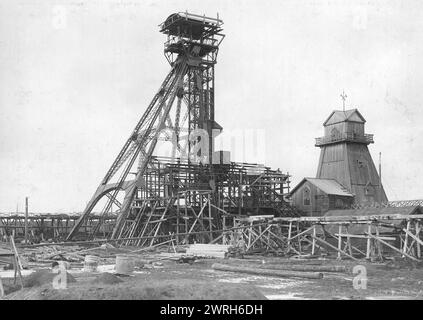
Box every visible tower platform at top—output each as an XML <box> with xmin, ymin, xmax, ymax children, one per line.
<box><xmin>315</xmin><ymin>109</ymin><xmax>374</xmax><ymax>147</ymax></box>
<box><xmin>159</xmin><ymin>12</ymin><xmax>224</xmax><ymax>64</ymax></box>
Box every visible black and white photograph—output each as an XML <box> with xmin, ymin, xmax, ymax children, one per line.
<box><xmin>1</xmin><ymin>0</ymin><xmax>423</xmax><ymax>305</ymax></box>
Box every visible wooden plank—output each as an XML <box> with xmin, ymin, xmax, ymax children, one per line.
<box><xmin>212</xmin><ymin>263</ymin><xmax>323</xmax><ymax>279</ymax></box>
<box><xmin>187</xmin><ymin>244</ymin><xmax>231</xmax><ymax>249</ymax></box>
<box><xmin>273</xmin><ymin>213</ymin><xmax>423</xmax><ymax>223</ymax></box>
<box><xmin>335</xmin><ymin>233</ymin><xmax>396</xmax><ymax>241</ymax></box>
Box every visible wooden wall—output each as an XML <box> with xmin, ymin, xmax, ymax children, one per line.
<box><xmin>316</xmin><ymin>143</ymin><xmax>388</xmax><ymax>205</ymax></box>
<box><xmin>291</xmin><ymin>181</ymin><xmax>354</xmax><ymax>216</ymax></box>
<box><xmin>324</xmin><ymin>121</ymin><xmax>364</xmax><ymax>137</ymax></box>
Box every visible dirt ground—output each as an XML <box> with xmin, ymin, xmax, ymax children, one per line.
<box><xmin>2</xmin><ymin>254</ymin><xmax>423</xmax><ymax>300</ymax></box>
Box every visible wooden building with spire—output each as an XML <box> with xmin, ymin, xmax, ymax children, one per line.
<box><xmin>290</xmin><ymin>106</ymin><xmax>388</xmax><ymax>216</ymax></box>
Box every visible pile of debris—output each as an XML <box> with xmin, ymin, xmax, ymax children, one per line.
<box><xmin>18</xmin><ymin>243</ymin><xmax>121</xmax><ymax>267</ymax></box>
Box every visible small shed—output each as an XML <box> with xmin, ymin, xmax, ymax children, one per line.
<box><xmin>289</xmin><ymin>178</ymin><xmax>354</xmax><ymax>216</ymax></box>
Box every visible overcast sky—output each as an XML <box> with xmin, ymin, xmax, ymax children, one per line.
<box><xmin>1</xmin><ymin>0</ymin><xmax>423</xmax><ymax>212</ymax></box>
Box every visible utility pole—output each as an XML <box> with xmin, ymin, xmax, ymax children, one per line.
<box><xmin>379</xmin><ymin>152</ymin><xmax>383</xmax><ymax>203</ymax></box>
<box><xmin>378</xmin><ymin>152</ymin><xmax>382</xmax><ymax>187</ymax></box>
<box><xmin>25</xmin><ymin>197</ymin><xmax>29</xmax><ymax>244</ymax></box>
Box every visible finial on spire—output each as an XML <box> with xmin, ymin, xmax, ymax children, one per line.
<box><xmin>340</xmin><ymin>90</ymin><xmax>347</xmax><ymax>111</ymax></box>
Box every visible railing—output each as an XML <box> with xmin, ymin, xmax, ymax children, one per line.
<box><xmin>164</xmin><ymin>37</ymin><xmax>219</xmax><ymax>49</ymax></box>
<box><xmin>160</xmin><ymin>12</ymin><xmax>223</xmax><ymax>31</ymax></box>
<box><xmin>315</xmin><ymin>133</ymin><xmax>374</xmax><ymax>146</ymax></box>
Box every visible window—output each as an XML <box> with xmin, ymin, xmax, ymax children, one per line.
<box><xmin>365</xmin><ymin>181</ymin><xmax>374</xmax><ymax>195</ymax></box>
<box><xmin>330</xmin><ymin>127</ymin><xmax>340</xmax><ymax>140</ymax></box>
<box><xmin>335</xmin><ymin>198</ymin><xmax>344</xmax><ymax>208</ymax></box>
<box><xmin>303</xmin><ymin>186</ymin><xmax>311</xmax><ymax>206</ymax></box>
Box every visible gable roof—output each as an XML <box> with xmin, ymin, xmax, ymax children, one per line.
<box><xmin>290</xmin><ymin>178</ymin><xmax>354</xmax><ymax>197</ymax></box>
<box><xmin>323</xmin><ymin>109</ymin><xmax>366</xmax><ymax>126</ymax></box>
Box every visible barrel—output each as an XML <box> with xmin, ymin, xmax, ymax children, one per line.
<box><xmin>84</xmin><ymin>255</ymin><xmax>99</xmax><ymax>272</ymax></box>
<box><xmin>115</xmin><ymin>255</ymin><xmax>134</xmax><ymax>275</ymax></box>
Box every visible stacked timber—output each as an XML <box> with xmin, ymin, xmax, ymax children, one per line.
<box><xmin>186</xmin><ymin>244</ymin><xmax>230</xmax><ymax>258</ymax></box>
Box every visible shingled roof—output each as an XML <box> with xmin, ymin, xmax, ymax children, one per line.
<box><xmin>290</xmin><ymin>178</ymin><xmax>354</xmax><ymax>197</ymax></box>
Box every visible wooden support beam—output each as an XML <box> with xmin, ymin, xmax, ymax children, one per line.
<box><xmin>402</xmin><ymin>227</ymin><xmax>423</xmax><ymax>249</ymax></box>
<box><xmin>311</xmin><ymin>225</ymin><xmax>316</xmax><ymax>255</ymax></box>
<box><xmin>403</xmin><ymin>220</ymin><xmax>411</xmax><ymax>257</ymax></box>
<box><xmin>187</xmin><ymin>200</ymin><xmax>208</xmax><ymax>234</ymax></box>
<box><xmin>0</xmin><ymin>276</ymin><xmax>4</xmax><ymax>297</ymax></box>
<box><xmin>288</xmin><ymin>225</ymin><xmax>314</xmax><ymax>241</ymax></box>
<box><xmin>416</xmin><ymin>221</ymin><xmax>421</xmax><ymax>258</ymax></box>
<box><xmin>296</xmin><ymin>223</ymin><xmax>302</xmax><ymax>252</ymax></box>
<box><xmin>334</xmin><ymin>233</ymin><xmax>395</xmax><ymax>241</ymax></box>
<box><xmin>247</xmin><ymin>221</ymin><xmax>252</xmax><ymax>248</ymax></box>
<box><xmin>366</xmin><ymin>232</ymin><xmax>420</xmax><ymax>262</ymax></box>
<box><xmin>246</xmin><ymin>225</ymin><xmax>272</xmax><ymax>250</ymax></box>
<box><xmin>273</xmin><ymin>213</ymin><xmax>423</xmax><ymax>223</ymax></box>
<box><xmin>208</xmin><ymin>194</ymin><xmax>213</xmax><ymax>241</ymax></box>
<box><xmin>310</xmin><ymin>234</ymin><xmax>359</xmax><ymax>261</ymax></box>
<box><xmin>286</xmin><ymin>221</ymin><xmax>292</xmax><ymax>253</ymax></box>
<box><xmin>301</xmin><ymin>234</ymin><xmax>326</xmax><ymax>253</ymax></box>
<box><xmin>337</xmin><ymin>224</ymin><xmax>342</xmax><ymax>260</ymax></box>
<box><xmin>9</xmin><ymin>236</ymin><xmax>23</xmax><ymax>289</ymax></box>
<box><xmin>375</xmin><ymin>224</ymin><xmax>383</xmax><ymax>260</ymax></box>
<box><xmin>129</xmin><ymin>239</ymin><xmax>174</xmax><ymax>253</ymax></box>
<box><xmin>209</xmin><ymin>233</ymin><xmax>224</xmax><ymax>244</ymax></box>
<box><xmin>366</xmin><ymin>224</ymin><xmax>372</xmax><ymax>260</ymax></box>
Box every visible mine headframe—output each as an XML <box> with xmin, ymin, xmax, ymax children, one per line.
<box><xmin>66</xmin><ymin>12</ymin><xmax>225</xmax><ymax>241</ymax></box>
